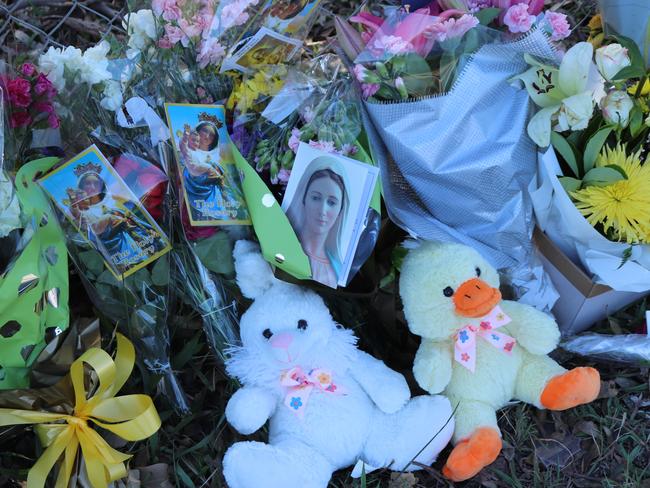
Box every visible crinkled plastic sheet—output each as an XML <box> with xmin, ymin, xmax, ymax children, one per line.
<box><xmin>562</xmin><ymin>333</ymin><xmax>650</xmax><ymax>365</ymax></box>
<box><xmin>361</xmin><ymin>28</ymin><xmax>560</xmax><ymax>310</ymax></box>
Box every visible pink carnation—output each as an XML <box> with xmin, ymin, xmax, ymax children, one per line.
<box><xmin>20</xmin><ymin>63</ymin><xmax>36</xmax><ymax>77</ymax></box>
<box><xmin>371</xmin><ymin>35</ymin><xmax>415</xmax><ymax>55</ymax></box>
<box><xmin>361</xmin><ymin>83</ymin><xmax>380</xmax><ymax>99</ymax></box>
<box><xmin>158</xmin><ymin>36</ymin><xmax>173</xmax><ymax>49</ymax></box>
<box><xmin>503</xmin><ymin>3</ymin><xmax>536</xmax><ymax>34</ymax></box>
<box><xmin>196</xmin><ymin>40</ymin><xmax>226</xmax><ymax>69</ymax></box>
<box><xmin>353</xmin><ymin>64</ymin><xmax>368</xmax><ymax>83</ymax></box>
<box><xmin>277</xmin><ymin>168</ymin><xmax>291</xmax><ymax>184</ymax></box>
<box><xmin>308</xmin><ymin>140</ymin><xmax>337</xmax><ymax>153</ymax></box>
<box><xmin>545</xmin><ymin>11</ymin><xmax>570</xmax><ymax>41</ymax></box>
<box><xmin>48</xmin><ymin>113</ymin><xmax>60</xmax><ymax>129</ymax></box>
<box><xmin>34</xmin><ymin>73</ymin><xmax>56</xmax><ymax>98</ymax></box>
<box><xmin>164</xmin><ymin>24</ymin><xmax>187</xmax><ymax>45</ymax></box>
<box><xmin>7</xmin><ymin>78</ymin><xmax>32</xmax><ymax>108</ymax></box>
<box><xmin>152</xmin><ymin>0</ymin><xmax>180</xmax><ymax>20</ymax></box>
<box><xmin>10</xmin><ymin>111</ymin><xmax>32</xmax><ymax>128</ymax></box>
<box><xmin>179</xmin><ymin>18</ymin><xmax>202</xmax><ymax>41</ymax></box>
<box><xmin>33</xmin><ymin>101</ymin><xmax>55</xmax><ymax>114</ymax></box>
<box><xmin>288</xmin><ymin>128</ymin><xmax>302</xmax><ymax>153</ymax></box>
<box><xmin>428</xmin><ymin>14</ymin><xmax>479</xmax><ymax>43</ymax></box>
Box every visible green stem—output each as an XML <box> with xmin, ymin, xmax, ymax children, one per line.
<box><xmin>634</xmin><ymin>74</ymin><xmax>648</xmax><ymax>98</ymax></box>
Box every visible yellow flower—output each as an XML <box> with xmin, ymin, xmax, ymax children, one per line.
<box><xmin>571</xmin><ymin>145</ymin><xmax>650</xmax><ymax>243</ymax></box>
<box><xmin>628</xmin><ymin>79</ymin><xmax>650</xmax><ymax>97</ymax></box>
<box><xmin>227</xmin><ymin>68</ymin><xmax>287</xmax><ymax>113</ymax></box>
<box><xmin>587</xmin><ymin>14</ymin><xmax>604</xmax><ymax>48</ymax></box>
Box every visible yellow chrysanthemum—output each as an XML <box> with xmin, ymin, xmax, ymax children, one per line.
<box><xmin>587</xmin><ymin>14</ymin><xmax>604</xmax><ymax>48</ymax></box>
<box><xmin>628</xmin><ymin>79</ymin><xmax>650</xmax><ymax>97</ymax></box>
<box><xmin>226</xmin><ymin>69</ymin><xmax>286</xmax><ymax>112</ymax></box>
<box><xmin>588</xmin><ymin>14</ymin><xmax>602</xmax><ymax>31</ymax></box>
<box><xmin>571</xmin><ymin>145</ymin><xmax>650</xmax><ymax>244</ymax></box>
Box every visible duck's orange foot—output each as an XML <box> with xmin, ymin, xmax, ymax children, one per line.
<box><xmin>442</xmin><ymin>427</ymin><xmax>502</xmax><ymax>482</ymax></box>
<box><xmin>541</xmin><ymin>367</ymin><xmax>600</xmax><ymax>411</ymax></box>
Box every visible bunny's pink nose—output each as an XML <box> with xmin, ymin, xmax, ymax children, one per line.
<box><xmin>270</xmin><ymin>332</ymin><xmax>293</xmax><ymax>349</ymax></box>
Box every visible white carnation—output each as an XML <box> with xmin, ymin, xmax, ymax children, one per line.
<box><xmin>78</xmin><ymin>41</ymin><xmax>112</xmax><ymax>86</ymax></box>
<box><xmin>38</xmin><ymin>47</ymin><xmax>66</xmax><ymax>90</ymax></box>
<box><xmin>100</xmin><ymin>80</ymin><xmax>123</xmax><ymax>112</ymax></box>
<box><xmin>124</xmin><ymin>9</ymin><xmax>158</xmax><ymax>52</ymax></box>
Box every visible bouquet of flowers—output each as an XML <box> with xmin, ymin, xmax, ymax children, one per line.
<box><xmin>0</xmin><ymin>62</ymin><xmax>62</xmax><ymax>167</ymax></box>
<box><xmin>244</xmin><ymin>56</ymin><xmax>383</xmax><ymax>289</ymax></box>
<box><xmin>521</xmin><ymin>29</ymin><xmax>650</xmax><ymax>297</ymax></box>
<box><xmin>339</xmin><ymin>0</ymin><xmax>571</xmax><ymax>101</ymax></box>
<box><xmin>336</xmin><ymin>2</ymin><xmax>569</xmax><ymax>309</ymax></box>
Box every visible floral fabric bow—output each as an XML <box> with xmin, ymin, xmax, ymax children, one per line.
<box><xmin>454</xmin><ymin>305</ymin><xmax>516</xmax><ymax>373</ymax></box>
<box><xmin>280</xmin><ymin>367</ymin><xmax>343</xmax><ymax>417</ymax></box>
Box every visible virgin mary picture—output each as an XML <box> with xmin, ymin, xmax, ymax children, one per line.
<box><xmin>39</xmin><ymin>146</ymin><xmax>171</xmax><ymax>278</ymax></box>
<box><xmin>165</xmin><ymin>104</ymin><xmax>250</xmax><ymax>226</ymax></box>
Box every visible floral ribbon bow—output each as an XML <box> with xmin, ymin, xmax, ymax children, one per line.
<box><xmin>0</xmin><ymin>334</ymin><xmax>161</xmax><ymax>488</ymax></box>
<box><xmin>454</xmin><ymin>306</ymin><xmax>516</xmax><ymax>373</ymax></box>
<box><xmin>280</xmin><ymin>367</ymin><xmax>344</xmax><ymax>417</ymax></box>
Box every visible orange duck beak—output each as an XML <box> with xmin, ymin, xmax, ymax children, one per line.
<box><xmin>453</xmin><ymin>278</ymin><xmax>501</xmax><ymax>318</ymax></box>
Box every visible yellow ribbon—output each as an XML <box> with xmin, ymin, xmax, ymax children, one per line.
<box><xmin>0</xmin><ymin>334</ymin><xmax>161</xmax><ymax>488</ymax></box>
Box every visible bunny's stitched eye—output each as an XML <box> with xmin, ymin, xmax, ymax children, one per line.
<box><xmin>443</xmin><ymin>287</ymin><xmax>454</xmax><ymax>297</ymax></box>
<box><xmin>475</xmin><ymin>267</ymin><xmax>481</xmax><ymax>277</ymax></box>
<box><xmin>262</xmin><ymin>328</ymin><xmax>273</xmax><ymax>339</ymax></box>
<box><xmin>297</xmin><ymin>319</ymin><xmax>308</xmax><ymax>331</ymax></box>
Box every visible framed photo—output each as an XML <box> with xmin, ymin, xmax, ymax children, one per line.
<box><xmin>222</xmin><ymin>27</ymin><xmax>301</xmax><ymax>73</ymax></box>
<box><xmin>262</xmin><ymin>0</ymin><xmax>322</xmax><ymax>34</ymax></box>
<box><xmin>281</xmin><ymin>143</ymin><xmax>379</xmax><ymax>288</ymax></box>
<box><xmin>164</xmin><ymin>103</ymin><xmax>251</xmax><ymax>226</ymax></box>
<box><xmin>38</xmin><ymin>145</ymin><xmax>171</xmax><ymax>279</ymax></box>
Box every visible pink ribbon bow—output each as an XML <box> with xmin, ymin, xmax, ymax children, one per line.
<box><xmin>280</xmin><ymin>367</ymin><xmax>344</xmax><ymax>417</ymax></box>
<box><xmin>454</xmin><ymin>305</ymin><xmax>516</xmax><ymax>373</ymax></box>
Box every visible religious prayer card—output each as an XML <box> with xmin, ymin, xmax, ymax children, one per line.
<box><xmin>164</xmin><ymin>103</ymin><xmax>251</xmax><ymax>226</ymax></box>
<box><xmin>38</xmin><ymin>145</ymin><xmax>171</xmax><ymax>279</ymax></box>
<box><xmin>281</xmin><ymin>143</ymin><xmax>379</xmax><ymax>288</ymax></box>
<box><xmin>221</xmin><ymin>27</ymin><xmax>301</xmax><ymax>73</ymax></box>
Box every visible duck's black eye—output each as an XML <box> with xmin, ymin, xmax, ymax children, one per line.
<box><xmin>297</xmin><ymin>319</ymin><xmax>308</xmax><ymax>330</ymax></box>
<box><xmin>475</xmin><ymin>267</ymin><xmax>481</xmax><ymax>277</ymax></box>
<box><xmin>262</xmin><ymin>328</ymin><xmax>273</xmax><ymax>339</ymax></box>
<box><xmin>443</xmin><ymin>286</ymin><xmax>454</xmax><ymax>297</ymax></box>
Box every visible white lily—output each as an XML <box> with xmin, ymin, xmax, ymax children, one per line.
<box><xmin>515</xmin><ymin>42</ymin><xmax>605</xmax><ymax>147</ymax></box>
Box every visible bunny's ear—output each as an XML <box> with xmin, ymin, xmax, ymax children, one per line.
<box><xmin>233</xmin><ymin>240</ymin><xmax>277</xmax><ymax>299</ymax></box>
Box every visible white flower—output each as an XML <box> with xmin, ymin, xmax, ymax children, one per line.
<box><xmin>100</xmin><ymin>80</ymin><xmax>123</xmax><ymax>112</ymax></box>
<box><xmin>601</xmin><ymin>90</ymin><xmax>634</xmax><ymax>127</ymax></box>
<box><xmin>38</xmin><ymin>47</ymin><xmax>66</xmax><ymax>90</ymax></box>
<box><xmin>78</xmin><ymin>41</ymin><xmax>112</xmax><ymax>86</ymax></box>
<box><xmin>516</xmin><ymin>42</ymin><xmax>605</xmax><ymax>146</ymax></box>
<box><xmin>0</xmin><ymin>173</ymin><xmax>21</xmax><ymax>238</ymax></box>
<box><xmin>595</xmin><ymin>43</ymin><xmax>631</xmax><ymax>81</ymax></box>
<box><xmin>124</xmin><ymin>9</ymin><xmax>158</xmax><ymax>52</ymax></box>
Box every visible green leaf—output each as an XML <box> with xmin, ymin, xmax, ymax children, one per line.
<box><xmin>78</xmin><ymin>250</ymin><xmax>104</xmax><ymax>277</ymax></box>
<box><xmin>96</xmin><ymin>269</ymin><xmax>119</xmax><ymax>287</ymax></box>
<box><xmin>618</xmin><ymin>246</ymin><xmax>634</xmax><ymax>269</ymax></box>
<box><xmin>439</xmin><ymin>52</ymin><xmax>457</xmax><ymax>93</ymax></box>
<box><xmin>612</xmin><ymin>34</ymin><xmax>646</xmax><ymax>73</ymax></box>
<box><xmin>550</xmin><ymin>132</ymin><xmax>580</xmax><ymax>177</ymax></box>
<box><xmin>192</xmin><ymin>232</ymin><xmax>234</xmax><ymax>276</ymax></box>
<box><xmin>582</xmin><ymin>167</ymin><xmax>627</xmax><ymax>187</ymax></box>
<box><xmin>612</xmin><ymin>65</ymin><xmax>646</xmax><ymax>81</ymax></box>
<box><xmin>583</xmin><ymin>127</ymin><xmax>614</xmax><ymax>173</ymax></box>
<box><xmin>629</xmin><ymin>105</ymin><xmax>643</xmax><ymax>137</ymax></box>
<box><xmin>559</xmin><ymin>176</ymin><xmax>582</xmax><ymax>193</ymax></box>
<box><xmin>474</xmin><ymin>7</ymin><xmax>501</xmax><ymax>26</ymax></box>
<box><xmin>604</xmin><ymin>164</ymin><xmax>628</xmax><ymax>179</ymax></box>
<box><xmin>400</xmin><ymin>53</ymin><xmax>435</xmax><ymax>97</ymax></box>
<box><xmin>151</xmin><ymin>255</ymin><xmax>170</xmax><ymax>287</ymax></box>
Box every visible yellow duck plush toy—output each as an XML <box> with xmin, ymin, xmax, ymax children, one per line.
<box><xmin>399</xmin><ymin>242</ymin><xmax>601</xmax><ymax>482</ymax></box>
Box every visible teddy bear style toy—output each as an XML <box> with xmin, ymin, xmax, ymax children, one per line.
<box><xmin>223</xmin><ymin>240</ymin><xmax>455</xmax><ymax>488</ymax></box>
<box><xmin>399</xmin><ymin>242</ymin><xmax>601</xmax><ymax>482</ymax></box>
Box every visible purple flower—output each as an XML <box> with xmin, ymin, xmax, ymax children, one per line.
<box><xmin>361</xmin><ymin>83</ymin><xmax>380</xmax><ymax>99</ymax></box>
<box><xmin>20</xmin><ymin>63</ymin><xmax>36</xmax><ymax>77</ymax></box>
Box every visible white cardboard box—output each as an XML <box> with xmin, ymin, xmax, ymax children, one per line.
<box><xmin>534</xmin><ymin>228</ymin><xmax>647</xmax><ymax>336</ymax></box>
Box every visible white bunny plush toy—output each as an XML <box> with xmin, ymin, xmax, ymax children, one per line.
<box><xmin>223</xmin><ymin>241</ymin><xmax>455</xmax><ymax>488</ymax></box>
